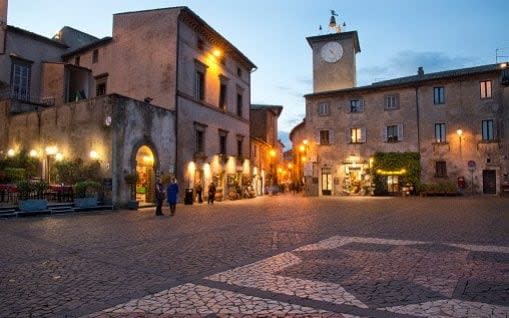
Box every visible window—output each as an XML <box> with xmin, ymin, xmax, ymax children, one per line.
<box><xmin>92</xmin><ymin>49</ymin><xmax>99</xmax><ymax>63</ymax></box>
<box><xmin>195</xmin><ymin>129</ymin><xmax>204</xmax><ymax>153</ymax></box>
<box><xmin>433</xmin><ymin>86</ymin><xmax>445</xmax><ymax>104</ymax></box>
<box><xmin>95</xmin><ymin>75</ymin><xmax>108</xmax><ymax>96</ymax></box>
<box><xmin>219</xmin><ymin>82</ymin><xmax>227</xmax><ymax>110</ymax></box>
<box><xmin>236</xmin><ymin>91</ymin><xmax>243</xmax><ymax>117</ymax></box>
<box><xmin>350</xmin><ymin>128</ymin><xmax>365</xmax><ymax>143</ymax></box>
<box><xmin>319</xmin><ymin>130</ymin><xmax>330</xmax><ymax>145</ymax></box>
<box><xmin>435</xmin><ymin>123</ymin><xmax>446</xmax><ymax>143</ymax></box>
<box><xmin>385</xmin><ymin>95</ymin><xmax>398</xmax><ymax>109</ymax></box>
<box><xmin>74</xmin><ymin>56</ymin><xmax>80</xmax><ymax>66</ymax></box>
<box><xmin>219</xmin><ymin>130</ymin><xmax>228</xmax><ymax>154</ymax></box>
<box><xmin>480</xmin><ymin>80</ymin><xmax>492</xmax><ymax>99</ymax></box>
<box><xmin>435</xmin><ymin>161</ymin><xmax>447</xmax><ymax>178</ymax></box>
<box><xmin>195</xmin><ymin>70</ymin><xmax>205</xmax><ymax>101</ymax></box>
<box><xmin>237</xmin><ymin>67</ymin><xmax>242</xmax><ymax>77</ymax></box>
<box><xmin>350</xmin><ymin>99</ymin><xmax>363</xmax><ymax>113</ymax></box>
<box><xmin>237</xmin><ymin>136</ymin><xmax>244</xmax><ymax>157</ymax></box>
<box><xmin>318</xmin><ymin>102</ymin><xmax>330</xmax><ymax>116</ymax></box>
<box><xmin>10</xmin><ymin>59</ymin><xmax>31</xmax><ymax>101</ymax></box>
<box><xmin>482</xmin><ymin>119</ymin><xmax>494</xmax><ymax>141</ymax></box>
<box><xmin>386</xmin><ymin>125</ymin><xmax>400</xmax><ymax>142</ymax></box>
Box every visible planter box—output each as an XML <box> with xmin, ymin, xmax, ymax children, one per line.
<box><xmin>127</xmin><ymin>200</ymin><xmax>139</xmax><ymax>210</ymax></box>
<box><xmin>19</xmin><ymin>199</ymin><xmax>48</xmax><ymax>212</ymax></box>
<box><xmin>74</xmin><ymin>197</ymin><xmax>98</xmax><ymax>209</ymax></box>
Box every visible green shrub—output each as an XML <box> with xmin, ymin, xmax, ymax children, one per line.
<box><xmin>5</xmin><ymin>167</ymin><xmax>26</xmax><ymax>183</ymax></box>
<box><xmin>16</xmin><ymin>180</ymin><xmax>48</xmax><ymax>200</ymax></box>
<box><xmin>52</xmin><ymin>159</ymin><xmax>103</xmax><ymax>184</ymax></box>
<box><xmin>0</xmin><ymin>150</ymin><xmax>38</xmax><ymax>177</ymax></box>
<box><xmin>74</xmin><ymin>180</ymin><xmax>101</xmax><ymax>198</ymax></box>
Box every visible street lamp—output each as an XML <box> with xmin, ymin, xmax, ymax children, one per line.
<box><xmin>457</xmin><ymin>128</ymin><xmax>463</xmax><ymax>155</ymax></box>
<box><xmin>269</xmin><ymin>148</ymin><xmax>277</xmax><ymax>188</ymax></box>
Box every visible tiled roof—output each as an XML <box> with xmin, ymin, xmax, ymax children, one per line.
<box><xmin>7</xmin><ymin>25</ymin><xmax>68</xmax><ymax>48</ymax></box>
<box><xmin>305</xmin><ymin>63</ymin><xmax>507</xmax><ymax>98</ymax></box>
<box><xmin>250</xmin><ymin>104</ymin><xmax>283</xmax><ymax>116</ymax></box>
<box><xmin>372</xmin><ymin>63</ymin><xmax>504</xmax><ymax>87</ymax></box>
<box><xmin>61</xmin><ymin>37</ymin><xmax>113</xmax><ymax>58</ymax></box>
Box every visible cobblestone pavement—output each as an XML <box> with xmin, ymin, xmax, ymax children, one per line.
<box><xmin>0</xmin><ymin>195</ymin><xmax>508</xmax><ymax>317</ymax></box>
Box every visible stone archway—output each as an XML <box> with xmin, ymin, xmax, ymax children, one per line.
<box><xmin>135</xmin><ymin>145</ymin><xmax>156</xmax><ymax>204</ymax></box>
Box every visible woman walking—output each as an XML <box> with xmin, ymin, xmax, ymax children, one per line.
<box><xmin>166</xmin><ymin>178</ymin><xmax>179</xmax><ymax>216</ymax></box>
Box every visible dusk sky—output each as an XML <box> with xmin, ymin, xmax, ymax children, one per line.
<box><xmin>7</xmin><ymin>0</ymin><xmax>509</xmax><ymax>148</ymax></box>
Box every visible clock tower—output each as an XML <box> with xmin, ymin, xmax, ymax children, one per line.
<box><xmin>307</xmin><ymin>30</ymin><xmax>361</xmax><ymax>93</ymax></box>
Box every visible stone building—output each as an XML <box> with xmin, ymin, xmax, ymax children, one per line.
<box><xmin>1</xmin><ymin>4</ymin><xmax>256</xmax><ymax>205</ymax></box>
<box><xmin>250</xmin><ymin>104</ymin><xmax>283</xmax><ymax>195</ymax></box>
<box><xmin>294</xmin><ymin>25</ymin><xmax>509</xmax><ymax>196</ymax></box>
<box><xmin>59</xmin><ymin>7</ymin><xmax>256</xmax><ymax>201</ymax></box>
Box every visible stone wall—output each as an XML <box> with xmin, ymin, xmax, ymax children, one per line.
<box><xmin>1</xmin><ymin>94</ymin><xmax>175</xmax><ymax>206</ymax></box>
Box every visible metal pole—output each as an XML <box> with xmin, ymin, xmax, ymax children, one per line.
<box><xmin>471</xmin><ymin>170</ymin><xmax>474</xmax><ymax>195</ymax></box>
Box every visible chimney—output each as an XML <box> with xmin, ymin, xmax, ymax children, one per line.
<box><xmin>0</xmin><ymin>0</ymin><xmax>7</xmax><ymax>54</ymax></box>
<box><xmin>417</xmin><ymin>66</ymin><xmax>424</xmax><ymax>76</ymax></box>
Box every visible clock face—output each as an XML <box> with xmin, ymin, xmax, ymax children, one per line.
<box><xmin>320</xmin><ymin>41</ymin><xmax>343</xmax><ymax>63</ymax></box>
<box><xmin>104</xmin><ymin>115</ymin><xmax>112</xmax><ymax>126</ymax></box>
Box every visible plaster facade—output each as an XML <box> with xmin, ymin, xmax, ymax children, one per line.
<box><xmin>250</xmin><ymin>105</ymin><xmax>283</xmax><ymax>193</ymax></box>
<box><xmin>0</xmin><ymin>94</ymin><xmax>175</xmax><ymax>207</ymax></box>
<box><xmin>298</xmin><ymin>27</ymin><xmax>509</xmax><ymax>196</ymax></box>
<box><xmin>1</xmin><ymin>4</ymin><xmax>255</xmax><ymax>206</ymax></box>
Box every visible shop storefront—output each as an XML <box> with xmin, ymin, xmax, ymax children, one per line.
<box><xmin>340</xmin><ymin>156</ymin><xmax>373</xmax><ymax>196</ymax></box>
<box><xmin>185</xmin><ymin>155</ymin><xmax>252</xmax><ymax>202</ymax></box>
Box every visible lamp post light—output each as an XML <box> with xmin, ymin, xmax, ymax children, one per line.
<box><xmin>269</xmin><ymin>148</ymin><xmax>277</xmax><ymax>188</ymax></box>
<box><xmin>456</xmin><ymin>128</ymin><xmax>463</xmax><ymax>156</ymax></box>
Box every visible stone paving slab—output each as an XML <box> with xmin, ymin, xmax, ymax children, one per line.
<box><xmin>87</xmin><ymin>235</ymin><xmax>509</xmax><ymax>317</ymax></box>
<box><xmin>1</xmin><ymin>196</ymin><xmax>508</xmax><ymax>317</ymax></box>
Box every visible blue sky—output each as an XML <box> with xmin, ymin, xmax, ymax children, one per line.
<box><xmin>7</xmin><ymin>0</ymin><xmax>509</xmax><ymax>148</ymax></box>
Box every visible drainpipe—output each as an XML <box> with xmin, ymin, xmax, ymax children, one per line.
<box><xmin>174</xmin><ymin>13</ymin><xmax>181</xmax><ymax>181</ymax></box>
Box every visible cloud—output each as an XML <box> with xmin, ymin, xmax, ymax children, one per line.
<box><xmin>388</xmin><ymin>50</ymin><xmax>476</xmax><ymax>74</ymax></box>
<box><xmin>359</xmin><ymin>51</ymin><xmax>478</xmax><ymax>84</ymax></box>
<box><xmin>285</xmin><ymin>115</ymin><xmax>304</xmax><ymax>127</ymax></box>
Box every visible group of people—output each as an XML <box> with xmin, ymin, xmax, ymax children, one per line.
<box><xmin>154</xmin><ymin>179</ymin><xmax>217</xmax><ymax>216</ymax></box>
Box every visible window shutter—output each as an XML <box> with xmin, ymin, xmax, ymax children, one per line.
<box><xmin>397</xmin><ymin>124</ymin><xmax>404</xmax><ymax>141</ymax></box>
<box><xmin>346</xmin><ymin>100</ymin><xmax>351</xmax><ymax>113</ymax></box>
<box><xmin>361</xmin><ymin>127</ymin><xmax>367</xmax><ymax>143</ymax></box>
<box><xmin>345</xmin><ymin>128</ymin><xmax>351</xmax><ymax>143</ymax></box>
<box><xmin>382</xmin><ymin>126</ymin><xmax>387</xmax><ymax>142</ymax></box>
<box><xmin>359</xmin><ymin>99</ymin><xmax>365</xmax><ymax>112</ymax></box>
<box><xmin>316</xmin><ymin>130</ymin><xmax>321</xmax><ymax>145</ymax></box>
<box><xmin>329</xmin><ymin>130</ymin><xmax>335</xmax><ymax>144</ymax></box>
<box><xmin>395</xmin><ymin>94</ymin><xmax>400</xmax><ymax>108</ymax></box>
<box><xmin>494</xmin><ymin>120</ymin><xmax>499</xmax><ymax>139</ymax></box>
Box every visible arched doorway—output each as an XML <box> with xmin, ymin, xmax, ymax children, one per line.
<box><xmin>135</xmin><ymin>145</ymin><xmax>156</xmax><ymax>204</ymax></box>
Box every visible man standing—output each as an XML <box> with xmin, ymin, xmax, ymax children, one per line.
<box><xmin>208</xmin><ymin>182</ymin><xmax>216</xmax><ymax>204</ymax></box>
<box><xmin>155</xmin><ymin>180</ymin><xmax>164</xmax><ymax>216</ymax></box>
<box><xmin>167</xmin><ymin>178</ymin><xmax>179</xmax><ymax>216</ymax></box>
<box><xmin>195</xmin><ymin>183</ymin><xmax>203</xmax><ymax>203</ymax></box>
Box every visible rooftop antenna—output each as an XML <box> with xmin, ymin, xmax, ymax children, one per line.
<box><xmin>496</xmin><ymin>47</ymin><xmax>509</xmax><ymax>63</ymax></box>
<box><xmin>328</xmin><ymin>10</ymin><xmax>346</xmax><ymax>33</ymax></box>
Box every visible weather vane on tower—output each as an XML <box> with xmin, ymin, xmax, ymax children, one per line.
<box><xmin>328</xmin><ymin>10</ymin><xmax>346</xmax><ymax>33</ymax></box>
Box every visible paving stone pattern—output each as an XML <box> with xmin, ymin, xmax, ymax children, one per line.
<box><xmin>0</xmin><ymin>195</ymin><xmax>508</xmax><ymax>317</ymax></box>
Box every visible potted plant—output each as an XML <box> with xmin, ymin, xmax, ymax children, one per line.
<box><xmin>74</xmin><ymin>180</ymin><xmax>101</xmax><ymax>208</ymax></box>
<box><xmin>124</xmin><ymin>172</ymin><xmax>139</xmax><ymax>209</ymax></box>
<box><xmin>17</xmin><ymin>180</ymin><xmax>49</xmax><ymax>213</ymax></box>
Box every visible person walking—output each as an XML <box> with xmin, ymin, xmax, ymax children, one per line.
<box><xmin>155</xmin><ymin>180</ymin><xmax>165</xmax><ymax>216</ymax></box>
<box><xmin>195</xmin><ymin>183</ymin><xmax>203</xmax><ymax>203</ymax></box>
<box><xmin>167</xmin><ymin>178</ymin><xmax>179</xmax><ymax>216</ymax></box>
<box><xmin>207</xmin><ymin>182</ymin><xmax>216</xmax><ymax>204</ymax></box>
